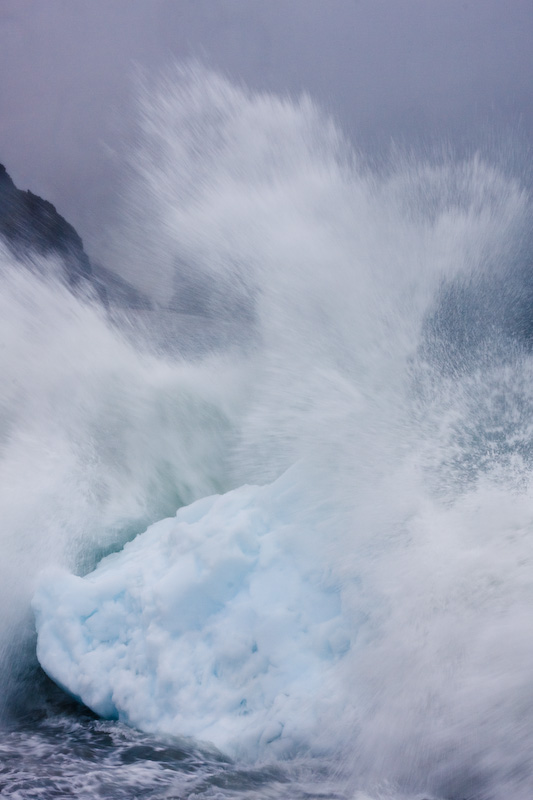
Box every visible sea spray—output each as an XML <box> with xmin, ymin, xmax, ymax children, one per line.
<box><xmin>0</xmin><ymin>67</ymin><xmax>532</xmax><ymax>798</ymax></box>
<box><xmin>106</xmin><ymin>70</ymin><xmax>533</xmax><ymax>798</ymax></box>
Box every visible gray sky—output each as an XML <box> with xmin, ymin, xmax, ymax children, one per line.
<box><xmin>1</xmin><ymin>0</ymin><xmax>532</xmax><ymax>262</ymax></box>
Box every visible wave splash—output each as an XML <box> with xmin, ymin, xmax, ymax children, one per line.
<box><xmin>2</xmin><ymin>68</ymin><xmax>533</xmax><ymax>798</ymax></box>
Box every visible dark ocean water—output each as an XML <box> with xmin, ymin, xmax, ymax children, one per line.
<box><xmin>1</xmin><ymin>688</ymin><xmax>347</xmax><ymax>800</ymax></box>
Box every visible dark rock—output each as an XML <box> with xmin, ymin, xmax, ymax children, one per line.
<box><xmin>0</xmin><ymin>163</ymin><xmax>92</xmax><ymax>288</ymax></box>
<box><xmin>0</xmin><ymin>164</ymin><xmax>149</xmax><ymax>310</ymax></box>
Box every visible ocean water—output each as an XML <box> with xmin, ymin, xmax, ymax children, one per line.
<box><xmin>1</xmin><ymin>68</ymin><xmax>533</xmax><ymax>799</ymax></box>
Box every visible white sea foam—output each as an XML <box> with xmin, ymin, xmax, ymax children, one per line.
<box><xmin>1</xmin><ymin>66</ymin><xmax>530</xmax><ymax>798</ymax></box>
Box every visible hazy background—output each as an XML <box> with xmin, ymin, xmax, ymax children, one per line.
<box><xmin>1</xmin><ymin>0</ymin><xmax>532</xmax><ymax>265</ymax></box>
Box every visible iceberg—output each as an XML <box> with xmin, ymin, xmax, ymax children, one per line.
<box><xmin>33</xmin><ymin>470</ymin><xmax>354</xmax><ymax>760</ymax></box>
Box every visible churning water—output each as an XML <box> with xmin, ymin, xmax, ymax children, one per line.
<box><xmin>1</xmin><ymin>68</ymin><xmax>533</xmax><ymax>799</ymax></box>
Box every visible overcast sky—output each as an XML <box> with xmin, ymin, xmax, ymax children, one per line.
<box><xmin>1</xmin><ymin>0</ymin><xmax>532</xmax><ymax>261</ymax></box>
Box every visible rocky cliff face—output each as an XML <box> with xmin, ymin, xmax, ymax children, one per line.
<box><xmin>0</xmin><ymin>164</ymin><xmax>92</xmax><ymax>286</ymax></box>
<box><xmin>0</xmin><ymin>164</ymin><xmax>148</xmax><ymax>308</ymax></box>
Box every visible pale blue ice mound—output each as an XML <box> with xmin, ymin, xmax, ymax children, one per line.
<box><xmin>33</xmin><ymin>471</ymin><xmax>353</xmax><ymax>760</ymax></box>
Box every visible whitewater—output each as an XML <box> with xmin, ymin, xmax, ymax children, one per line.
<box><xmin>1</xmin><ymin>68</ymin><xmax>533</xmax><ymax>799</ymax></box>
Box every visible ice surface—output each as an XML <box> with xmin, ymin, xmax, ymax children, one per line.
<box><xmin>33</xmin><ymin>469</ymin><xmax>354</xmax><ymax>760</ymax></box>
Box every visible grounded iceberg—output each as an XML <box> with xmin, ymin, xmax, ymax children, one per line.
<box><xmin>33</xmin><ymin>469</ymin><xmax>354</xmax><ymax>760</ymax></box>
